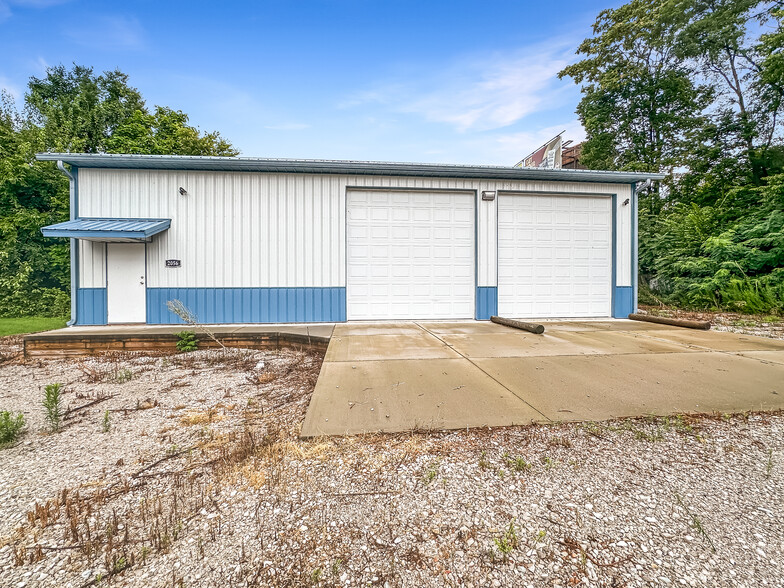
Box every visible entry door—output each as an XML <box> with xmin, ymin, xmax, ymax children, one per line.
<box><xmin>346</xmin><ymin>190</ymin><xmax>475</xmax><ymax>320</ymax></box>
<box><xmin>107</xmin><ymin>243</ymin><xmax>147</xmax><ymax>323</ymax></box>
<box><xmin>498</xmin><ymin>194</ymin><xmax>612</xmax><ymax>318</ymax></box>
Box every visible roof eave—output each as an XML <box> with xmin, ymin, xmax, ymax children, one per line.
<box><xmin>36</xmin><ymin>153</ymin><xmax>667</xmax><ymax>184</ymax></box>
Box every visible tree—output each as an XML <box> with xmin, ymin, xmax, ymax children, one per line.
<box><xmin>0</xmin><ymin>64</ymin><xmax>238</xmax><ymax>317</ymax></box>
<box><xmin>26</xmin><ymin>65</ymin><xmax>145</xmax><ymax>154</ymax></box>
<box><xmin>670</xmin><ymin>0</ymin><xmax>784</xmax><ymax>182</ymax></box>
<box><xmin>558</xmin><ymin>0</ymin><xmax>710</xmax><ymax>176</ymax></box>
<box><xmin>106</xmin><ymin>106</ymin><xmax>237</xmax><ymax>156</ymax></box>
<box><xmin>562</xmin><ymin>0</ymin><xmax>784</xmax><ymax>313</ymax></box>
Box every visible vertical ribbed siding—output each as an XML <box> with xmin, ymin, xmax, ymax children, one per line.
<box><xmin>78</xmin><ymin>241</ymin><xmax>106</xmax><ymax>288</ymax></box>
<box><xmin>475</xmin><ymin>287</ymin><xmax>498</xmax><ymax>320</ymax></box>
<box><xmin>78</xmin><ymin>169</ymin><xmax>344</xmax><ymax>289</ymax></box>
<box><xmin>145</xmin><ymin>287</ymin><xmax>346</xmax><ymax>324</ymax></box>
<box><xmin>77</xmin><ymin>169</ymin><xmax>634</xmax><ymax>309</ymax></box>
<box><xmin>613</xmin><ymin>184</ymin><xmax>632</xmax><ymax>287</ymax></box>
<box><xmin>76</xmin><ymin>288</ymin><xmax>107</xmax><ymax>325</ymax></box>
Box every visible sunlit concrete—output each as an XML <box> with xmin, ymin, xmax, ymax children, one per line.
<box><xmin>302</xmin><ymin>320</ymin><xmax>784</xmax><ymax>437</ymax></box>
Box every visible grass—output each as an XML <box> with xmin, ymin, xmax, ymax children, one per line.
<box><xmin>0</xmin><ymin>317</ymin><xmax>67</xmax><ymax>337</ymax></box>
<box><xmin>674</xmin><ymin>492</ymin><xmax>716</xmax><ymax>552</ymax></box>
<box><xmin>492</xmin><ymin>520</ymin><xmax>519</xmax><ymax>561</ymax></box>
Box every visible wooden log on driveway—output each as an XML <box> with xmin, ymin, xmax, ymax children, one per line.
<box><xmin>490</xmin><ymin>316</ymin><xmax>545</xmax><ymax>334</ymax></box>
<box><xmin>628</xmin><ymin>313</ymin><xmax>711</xmax><ymax>330</ymax></box>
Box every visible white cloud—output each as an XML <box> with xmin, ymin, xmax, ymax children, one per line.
<box><xmin>343</xmin><ymin>44</ymin><xmax>575</xmax><ymax>133</ymax></box>
<box><xmin>0</xmin><ymin>0</ymin><xmax>71</xmax><ymax>22</ymax></box>
<box><xmin>65</xmin><ymin>15</ymin><xmax>146</xmax><ymax>51</ymax></box>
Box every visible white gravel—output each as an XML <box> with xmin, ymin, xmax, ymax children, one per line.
<box><xmin>0</xmin><ymin>344</ymin><xmax>782</xmax><ymax>588</ymax></box>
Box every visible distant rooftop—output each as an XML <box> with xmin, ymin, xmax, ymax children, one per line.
<box><xmin>36</xmin><ymin>153</ymin><xmax>665</xmax><ymax>184</ymax></box>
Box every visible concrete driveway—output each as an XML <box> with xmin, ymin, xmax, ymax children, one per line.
<box><xmin>300</xmin><ymin>320</ymin><xmax>784</xmax><ymax>437</ymax></box>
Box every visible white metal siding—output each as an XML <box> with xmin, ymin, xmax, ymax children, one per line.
<box><xmin>346</xmin><ymin>190</ymin><xmax>474</xmax><ymax>320</ymax></box>
<box><xmin>78</xmin><ymin>240</ymin><xmax>106</xmax><ymax>288</ymax></box>
<box><xmin>498</xmin><ymin>194</ymin><xmax>612</xmax><ymax>317</ymax></box>
<box><xmin>77</xmin><ymin>169</ymin><xmax>633</xmax><ymax>295</ymax></box>
<box><xmin>78</xmin><ymin>169</ymin><xmax>345</xmax><ymax>288</ymax></box>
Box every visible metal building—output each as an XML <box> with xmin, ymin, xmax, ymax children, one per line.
<box><xmin>37</xmin><ymin>153</ymin><xmax>663</xmax><ymax>326</ymax></box>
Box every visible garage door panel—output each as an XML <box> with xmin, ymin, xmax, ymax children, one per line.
<box><xmin>498</xmin><ymin>194</ymin><xmax>611</xmax><ymax>318</ymax></box>
<box><xmin>347</xmin><ymin>190</ymin><xmax>475</xmax><ymax>320</ymax></box>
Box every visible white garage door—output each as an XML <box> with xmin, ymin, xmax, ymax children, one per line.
<box><xmin>347</xmin><ymin>190</ymin><xmax>474</xmax><ymax>320</ymax></box>
<box><xmin>498</xmin><ymin>194</ymin><xmax>612</xmax><ymax>318</ymax></box>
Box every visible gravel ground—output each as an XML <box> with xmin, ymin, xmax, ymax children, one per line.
<box><xmin>0</xmin><ymin>341</ymin><xmax>783</xmax><ymax>587</ymax></box>
<box><xmin>639</xmin><ymin>306</ymin><xmax>784</xmax><ymax>340</ymax></box>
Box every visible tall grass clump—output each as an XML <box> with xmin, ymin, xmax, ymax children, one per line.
<box><xmin>42</xmin><ymin>383</ymin><xmax>64</xmax><ymax>432</ymax></box>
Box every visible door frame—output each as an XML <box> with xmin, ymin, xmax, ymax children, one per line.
<box><xmin>106</xmin><ymin>242</ymin><xmax>148</xmax><ymax>324</ymax></box>
<box><xmin>344</xmin><ymin>186</ymin><xmax>477</xmax><ymax>321</ymax></box>
<box><xmin>495</xmin><ymin>190</ymin><xmax>616</xmax><ymax>318</ymax></box>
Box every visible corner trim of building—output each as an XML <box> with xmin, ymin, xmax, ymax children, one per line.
<box><xmin>631</xmin><ymin>183</ymin><xmax>638</xmax><ymax>313</ymax></box>
<box><xmin>56</xmin><ymin>162</ymin><xmax>79</xmax><ymax>326</ymax></box>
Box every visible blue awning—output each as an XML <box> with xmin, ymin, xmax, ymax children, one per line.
<box><xmin>41</xmin><ymin>218</ymin><xmax>171</xmax><ymax>241</ymax></box>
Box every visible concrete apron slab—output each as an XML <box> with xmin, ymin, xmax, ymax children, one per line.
<box><xmin>301</xmin><ymin>320</ymin><xmax>784</xmax><ymax>437</ymax></box>
<box><xmin>475</xmin><ymin>352</ymin><xmax>784</xmax><ymax>422</ymax></box>
<box><xmin>301</xmin><ymin>358</ymin><xmax>545</xmax><ymax>436</ymax></box>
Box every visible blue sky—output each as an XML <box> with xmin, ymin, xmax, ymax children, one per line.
<box><xmin>0</xmin><ymin>0</ymin><xmax>622</xmax><ymax>165</ymax></box>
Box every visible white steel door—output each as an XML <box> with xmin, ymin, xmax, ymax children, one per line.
<box><xmin>347</xmin><ymin>190</ymin><xmax>474</xmax><ymax>320</ymax></box>
<box><xmin>498</xmin><ymin>194</ymin><xmax>612</xmax><ymax>318</ymax></box>
<box><xmin>107</xmin><ymin>243</ymin><xmax>147</xmax><ymax>323</ymax></box>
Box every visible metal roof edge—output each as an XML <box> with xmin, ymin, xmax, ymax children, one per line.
<box><xmin>41</xmin><ymin>217</ymin><xmax>172</xmax><ymax>239</ymax></box>
<box><xmin>36</xmin><ymin>153</ymin><xmax>667</xmax><ymax>183</ymax></box>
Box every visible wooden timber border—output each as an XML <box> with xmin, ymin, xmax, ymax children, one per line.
<box><xmin>23</xmin><ymin>331</ymin><xmax>330</xmax><ymax>359</ymax></box>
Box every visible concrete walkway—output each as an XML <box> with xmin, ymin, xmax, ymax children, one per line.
<box><xmin>301</xmin><ymin>320</ymin><xmax>784</xmax><ymax>436</ymax></box>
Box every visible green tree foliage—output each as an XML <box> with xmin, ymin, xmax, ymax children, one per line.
<box><xmin>0</xmin><ymin>64</ymin><xmax>237</xmax><ymax>318</ymax></box>
<box><xmin>562</xmin><ymin>0</ymin><xmax>784</xmax><ymax>313</ymax></box>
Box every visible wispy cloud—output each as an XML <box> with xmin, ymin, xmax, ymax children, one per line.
<box><xmin>64</xmin><ymin>15</ymin><xmax>146</xmax><ymax>51</ymax></box>
<box><xmin>342</xmin><ymin>43</ymin><xmax>575</xmax><ymax>132</ymax></box>
<box><xmin>0</xmin><ymin>0</ymin><xmax>71</xmax><ymax>22</ymax></box>
<box><xmin>494</xmin><ymin>119</ymin><xmax>586</xmax><ymax>162</ymax></box>
<box><xmin>0</xmin><ymin>76</ymin><xmax>23</xmax><ymax>101</ymax></box>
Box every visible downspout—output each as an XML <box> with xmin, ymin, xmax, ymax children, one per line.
<box><xmin>57</xmin><ymin>161</ymin><xmax>78</xmax><ymax>326</ymax></box>
<box><xmin>632</xmin><ymin>179</ymin><xmax>653</xmax><ymax>314</ymax></box>
<box><xmin>631</xmin><ymin>182</ymin><xmax>638</xmax><ymax>314</ymax></box>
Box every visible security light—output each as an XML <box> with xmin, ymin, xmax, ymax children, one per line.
<box><xmin>623</xmin><ymin>198</ymin><xmax>630</xmax><ymax>206</ymax></box>
<box><xmin>481</xmin><ymin>191</ymin><xmax>496</xmax><ymax>201</ymax></box>
<box><xmin>179</xmin><ymin>187</ymin><xmax>188</xmax><ymax>196</ymax></box>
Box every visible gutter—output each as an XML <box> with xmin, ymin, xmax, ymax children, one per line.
<box><xmin>56</xmin><ymin>161</ymin><xmax>78</xmax><ymax>327</ymax></box>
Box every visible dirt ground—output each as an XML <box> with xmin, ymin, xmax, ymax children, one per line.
<box><xmin>0</xmin><ymin>335</ymin><xmax>782</xmax><ymax>587</ymax></box>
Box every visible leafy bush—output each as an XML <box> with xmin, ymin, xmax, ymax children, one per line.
<box><xmin>0</xmin><ymin>411</ymin><xmax>25</xmax><ymax>445</ymax></box>
<box><xmin>175</xmin><ymin>331</ymin><xmax>198</xmax><ymax>353</ymax></box>
<box><xmin>642</xmin><ymin>173</ymin><xmax>784</xmax><ymax>314</ymax></box>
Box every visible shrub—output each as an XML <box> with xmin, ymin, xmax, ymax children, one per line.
<box><xmin>175</xmin><ymin>331</ymin><xmax>198</xmax><ymax>353</ymax></box>
<box><xmin>42</xmin><ymin>382</ymin><xmax>64</xmax><ymax>432</ymax></box>
<box><xmin>0</xmin><ymin>411</ymin><xmax>25</xmax><ymax>445</ymax></box>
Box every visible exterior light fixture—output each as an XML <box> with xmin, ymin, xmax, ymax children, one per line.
<box><xmin>623</xmin><ymin>198</ymin><xmax>630</xmax><ymax>206</ymax></box>
<box><xmin>481</xmin><ymin>191</ymin><xmax>496</xmax><ymax>201</ymax></box>
<box><xmin>179</xmin><ymin>187</ymin><xmax>188</xmax><ymax>196</ymax></box>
